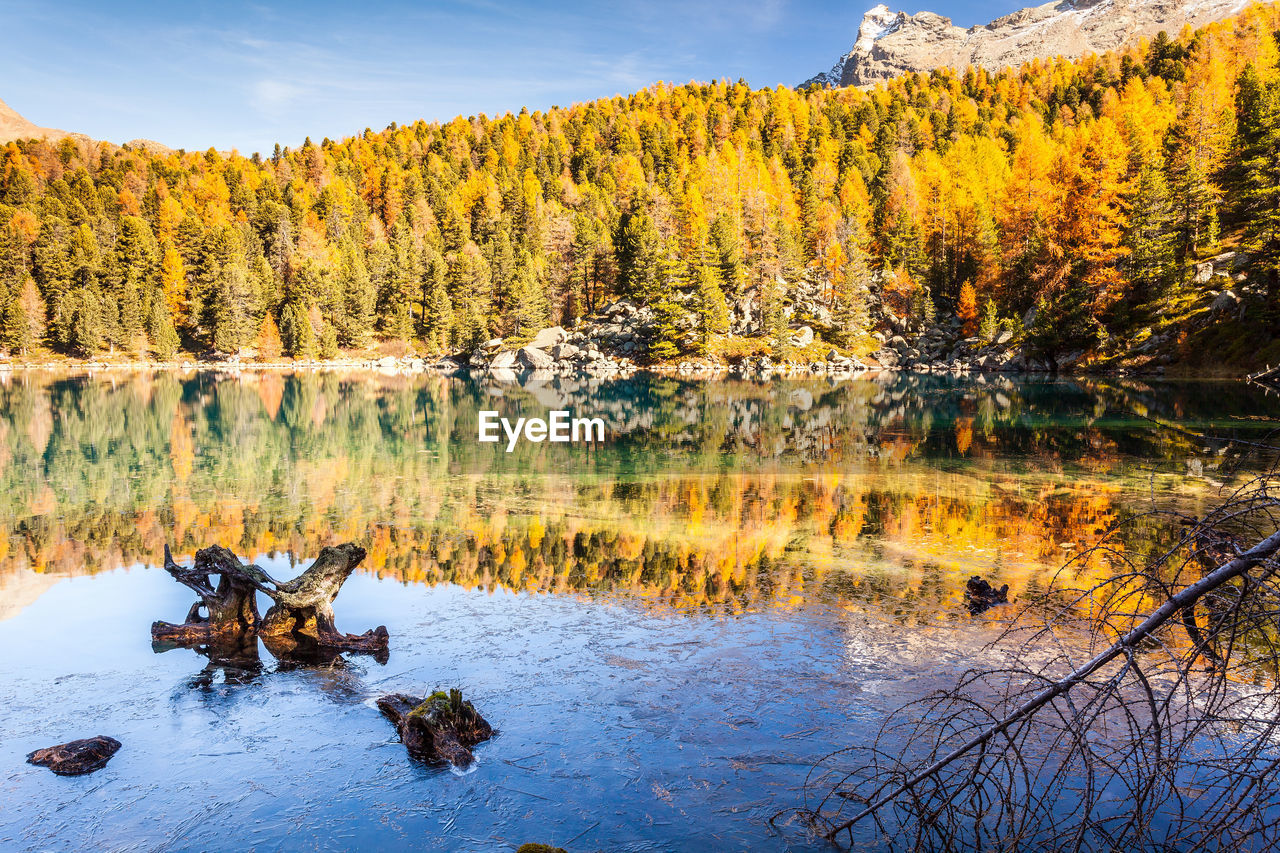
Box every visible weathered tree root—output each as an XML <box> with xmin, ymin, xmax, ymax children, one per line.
<box><xmin>377</xmin><ymin>689</ymin><xmax>494</xmax><ymax>768</ymax></box>
<box><xmin>152</xmin><ymin>543</ymin><xmax>388</xmax><ymax>658</ymax></box>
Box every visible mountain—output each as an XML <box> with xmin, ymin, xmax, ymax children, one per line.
<box><xmin>805</xmin><ymin>0</ymin><xmax>1250</xmax><ymax>88</ymax></box>
<box><xmin>0</xmin><ymin>96</ymin><xmax>72</xmax><ymax>144</ymax></box>
<box><xmin>0</xmin><ymin>97</ymin><xmax>175</xmax><ymax>154</ymax></box>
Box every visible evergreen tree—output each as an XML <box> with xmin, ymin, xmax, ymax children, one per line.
<box><xmin>692</xmin><ymin>261</ymin><xmax>729</xmax><ymax>356</ymax></box>
<box><xmin>68</xmin><ymin>288</ymin><xmax>103</xmax><ymax>356</ymax></box>
<box><xmin>616</xmin><ymin>208</ymin><xmax>664</xmax><ymax>301</ymax></box>
<box><xmin>280</xmin><ymin>301</ymin><xmax>315</xmax><ymax>358</ymax></box>
<box><xmin>507</xmin><ymin>252</ymin><xmax>549</xmax><ymax>338</ymax></box>
<box><xmin>1125</xmin><ymin>150</ymin><xmax>1178</xmax><ymax>304</ymax></box>
<box><xmin>148</xmin><ymin>287</ymin><xmax>180</xmax><ymax>359</ymax></box>
<box><xmin>422</xmin><ymin>268</ymin><xmax>454</xmax><ymax>353</ymax></box>
<box><xmin>1235</xmin><ymin>60</ymin><xmax>1280</xmax><ymax>300</ymax></box>
<box><xmin>212</xmin><ymin>264</ymin><xmax>253</xmax><ymax>355</ymax></box>
<box><xmin>319</xmin><ymin>321</ymin><xmax>339</xmax><ymax>359</ymax></box>
<box><xmin>978</xmin><ymin>297</ymin><xmax>999</xmax><ymax>342</ymax></box>
<box><xmin>647</xmin><ymin>238</ymin><xmax>684</xmax><ymax>361</ymax></box>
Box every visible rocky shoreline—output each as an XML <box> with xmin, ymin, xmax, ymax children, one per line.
<box><xmin>0</xmin><ymin>249</ymin><xmax>1259</xmax><ymax>381</ymax></box>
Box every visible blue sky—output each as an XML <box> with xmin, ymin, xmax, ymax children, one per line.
<box><xmin>0</xmin><ymin>0</ymin><xmax>1025</xmax><ymax>155</ymax></box>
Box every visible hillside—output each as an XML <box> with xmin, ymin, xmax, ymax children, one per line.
<box><xmin>0</xmin><ymin>97</ymin><xmax>71</xmax><ymax>145</ymax></box>
<box><xmin>0</xmin><ymin>3</ymin><xmax>1277</xmax><ymax>376</ymax></box>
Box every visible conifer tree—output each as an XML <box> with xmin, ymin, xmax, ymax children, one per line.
<box><xmin>148</xmin><ymin>287</ymin><xmax>180</xmax><ymax>359</ymax></box>
<box><xmin>692</xmin><ymin>261</ymin><xmax>729</xmax><ymax>356</ymax></box>
<box><xmin>1235</xmin><ymin>59</ymin><xmax>1280</xmax><ymax>299</ymax></box>
<box><xmin>1125</xmin><ymin>149</ymin><xmax>1178</xmax><ymax>304</ymax></box>
<box><xmin>507</xmin><ymin>252</ymin><xmax>549</xmax><ymax>338</ymax></box>
<box><xmin>280</xmin><ymin>301</ymin><xmax>315</xmax><ymax>358</ymax></box>
<box><xmin>319</xmin><ymin>321</ymin><xmax>339</xmax><ymax>359</ymax></box>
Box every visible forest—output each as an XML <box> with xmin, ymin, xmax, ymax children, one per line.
<box><xmin>0</xmin><ymin>3</ymin><xmax>1278</xmax><ymax>366</ymax></box>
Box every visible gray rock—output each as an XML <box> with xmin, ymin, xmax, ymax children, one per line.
<box><xmin>516</xmin><ymin>346</ymin><xmax>554</xmax><ymax>369</ymax></box>
<box><xmin>490</xmin><ymin>350</ymin><xmax>517</xmax><ymax>369</ymax></box>
<box><xmin>528</xmin><ymin>326</ymin><xmax>567</xmax><ymax>350</ymax></box>
<box><xmin>791</xmin><ymin>326</ymin><xmax>815</xmax><ymax>347</ymax></box>
<box><xmin>1212</xmin><ymin>290</ymin><xmax>1240</xmax><ymax>314</ymax></box>
<box><xmin>1194</xmin><ymin>261</ymin><xmax>1214</xmax><ymax>284</ymax></box>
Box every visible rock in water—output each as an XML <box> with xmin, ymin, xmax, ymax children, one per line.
<box><xmin>26</xmin><ymin>736</ymin><xmax>121</xmax><ymax>775</ymax></box>
<box><xmin>965</xmin><ymin>575</ymin><xmax>1010</xmax><ymax>614</ymax></box>
<box><xmin>377</xmin><ymin>689</ymin><xmax>494</xmax><ymax>767</ymax></box>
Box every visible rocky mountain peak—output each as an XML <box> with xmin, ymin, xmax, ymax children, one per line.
<box><xmin>804</xmin><ymin>0</ymin><xmax>1250</xmax><ymax>89</ymax></box>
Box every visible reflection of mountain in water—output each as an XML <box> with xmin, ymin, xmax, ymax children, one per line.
<box><xmin>0</xmin><ymin>370</ymin><xmax>1272</xmax><ymax>620</ymax></box>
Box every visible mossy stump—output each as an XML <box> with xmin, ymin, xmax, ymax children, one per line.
<box><xmin>377</xmin><ymin>689</ymin><xmax>493</xmax><ymax>767</ymax></box>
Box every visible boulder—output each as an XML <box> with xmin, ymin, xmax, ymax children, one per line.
<box><xmin>791</xmin><ymin>325</ymin><xmax>815</xmax><ymax>347</ymax></box>
<box><xmin>1193</xmin><ymin>261</ymin><xmax>1214</xmax><ymax>284</ymax></box>
<box><xmin>489</xmin><ymin>350</ymin><xmax>517</xmax><ymax>369</ymax></box>
<box><xmin>528</xmin><ymin>326</ymin><xmax>567</xmax><ymax>350</ymax></box>
<box><xmin>27</xmin><ymin>736</ymin><xmax>122</xmax><ymax>776</ymax></box>
<box><xmin>550</xmin><ymin>343</ymin><xmax>579</xmax><ymax>360</ymax></box>
<box><xmin>516</xmin><ymin>346</ymin><xmax>554</xmax><ymax>369</ymax></box>
<box><xmin>1212</xmin><ymin>290</ymin><xmax>1241</xmax><ymax>315</ymax></box>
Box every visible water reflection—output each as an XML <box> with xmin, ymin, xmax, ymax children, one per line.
<box><xmin>0</xmin><ymin>370</ymin><xmax>1274</xmax><ymax>624</ymax></box>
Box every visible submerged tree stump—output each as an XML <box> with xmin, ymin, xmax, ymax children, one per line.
<box><xmin>964</xmin><ymin>575</ymin><xmax>1009</xmax><ymax>615</ymax></box>
<box><xmin>257</xmin><ymin>543</ymin><xmax>389</xmax><ymax>653</ymax></box>
<box><xmin>27</xmin><ymin>736</ymin><xmax>121</xmax><ymax>775</ymax></box>
<box><xmin>377</xmin><ymin>689</ymin><xmax>494</xmax><ymax>767</ymax></box>
<box><xmin>151</xmin><ymin>544</ymin><xmax>273</xmax><ymax>642</ymax></box>
<box><xmin>152</xmin><ymin>542</ymin><xmax>388</xmax><ymax>658</ymax></box>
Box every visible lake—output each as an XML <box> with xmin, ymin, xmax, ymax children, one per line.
<box><xmin>0</xmin><ymin>370</ymin><xmax>1276</xmax><ymax>851</ymax></box>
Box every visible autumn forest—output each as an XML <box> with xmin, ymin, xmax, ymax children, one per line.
<box><xmin>0</xmin><ymin>4</ymin><xmax>1279</xmax><ymax>368</ymax></box>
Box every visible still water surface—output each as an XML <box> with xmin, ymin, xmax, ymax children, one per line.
<box><xmin>0</xmin><ymin>371</ymin><xmax>1276</xmax><ymax>851</ymax></box>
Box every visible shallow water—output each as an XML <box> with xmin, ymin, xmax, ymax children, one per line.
<box><xmin>1</xmin><ymin>371</ymin><xmax>1278</xmax><ymax>851</ymax></box>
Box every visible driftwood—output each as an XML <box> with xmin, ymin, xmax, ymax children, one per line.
<box><xmin>152</xmin><ymin>543</ymin><xmax>388</xmax><ymax>658</ymax></box>
<box><xmin>377</xmin><ymin>689</ymin><xmax>494</xmax><ymax>767</ymax></box>
<box><xmin>27</xmin><ymin>736</ymin><xmax>121</xmax><ymax>775</ymax></box>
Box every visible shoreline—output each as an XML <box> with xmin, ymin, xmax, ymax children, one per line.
<box><xmin>0</xmin><ymin>356</ymin><xmax>1251</xmax><ymax>381</ymax></box>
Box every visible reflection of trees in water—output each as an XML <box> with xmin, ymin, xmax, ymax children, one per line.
<box><xmin>0</xmin><ymin>371</ymin><xmax>1271</xmax><ymax>616</ymax></box>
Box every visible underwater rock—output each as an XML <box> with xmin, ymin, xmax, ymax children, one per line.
<box><xmin>965</xmin><ymin>575</ymin><xmax>1009</xmax><ymax>614</ymax></box>
<box><xmin>26</xmin><ymin>736</ymin><xmax>121</xmax><ymax>775</ymax></box>
<box><xmin>377</xmin><ymin>689</ymin><xmax>493</xmax><ymax>768</ymax></box>
<box><xmin>517</xmin><ymin>845</ymin><xmax>568</xmax><ymax>853</ymax></box>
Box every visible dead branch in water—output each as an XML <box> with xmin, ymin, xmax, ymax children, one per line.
<box><xmin>790</xmin><ymin>467</ymin><xmax>1280</xmax><ymax>852</ymax></box>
